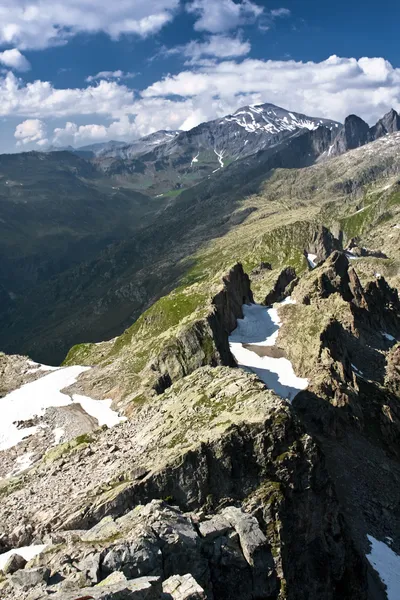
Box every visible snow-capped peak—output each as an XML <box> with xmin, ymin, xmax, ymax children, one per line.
<box><xmin>219</xmin><ymin>103</ymin><xmax>340</xmax><ymax>136</ymax></box>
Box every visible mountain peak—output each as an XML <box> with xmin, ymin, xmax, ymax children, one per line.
<box><xmin>220</xmin><ymin>102</ymin><xmax>340</xmax><ymax>136</ymax></box>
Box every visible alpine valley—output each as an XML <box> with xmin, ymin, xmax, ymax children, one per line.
<box><xmin>0</xmin><ymin>102</ymin><xmax>400</xmax><ymax>600</ymax></box>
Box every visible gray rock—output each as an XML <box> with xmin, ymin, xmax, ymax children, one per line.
<box><xmin>162</xmin><ymin>574</ymin><xmax>206</xmax><ymax>600</ymax></box>
<box><xmin>221</xmin><ymin>507</ymin><xmax>268</xmax><ymax>567</ymax></box>
<box><xmin>77</xmin><ymin>551</ymin><xmax>101</xmax><ymax>584</ymax></box>
<box><xmin>52</xmin><ymin>575</ymin><xmax>162</xmax><ymax>599</ymax></box>
<box><xmin>198</xmin><ymin>515</ymin><xmax>231</xmax><ymax>541</ymax></box>
<box><xmin>264</xmin><ymin>266</ymin><xmax>297</xmax><ymax>305</ymax></box>
<box><xmin>10</xmin><ymin>567</ymin><xmax>50</xmax><ymax>590</ymax></box>
<box><xmin>101</xmin><ymin>536</ymin><xmax>162</xmax><ymax>580</ymax></box>
<box><xmin>2</xmin><ymin>552</ymin><xmax>27</xmax><ymax>575</ymax></box>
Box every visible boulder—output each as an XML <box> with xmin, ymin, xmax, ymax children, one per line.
<box><xmin>10</xmin><ymin>567</ymin><xmax>50</xmax><ymax>590</ymax></box>
<box><xmin>2</xmin><ymin>552</ymin><xmax>27</xmax><ymax>575</ymax></box>
<box><xmin>162</xmin><ymin>574</ymin><xmax>206</xmax><ymax>600</ymax></box>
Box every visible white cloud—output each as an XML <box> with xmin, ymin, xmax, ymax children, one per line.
<box><xmin>0</xmin><ymin>0</ymin><xmax>179</xmax><ymax>50</ymax></box>
<box><xmin>183</xmin><ymin>34</ymin><xmax>251</xmax><ymax>62</ymax></box>
<box><xmin>53</xmin><ymin>117</ymin><xmax>138</xmax><ymax>146</ymax></box>
<box><xmin>142</xmin><ymin>55</ymin><xmax>400</xmax><ymax>125</ymax></box>
<box><xmin>14</xmin><ymin>119</ymin><xmax>47</xmax><ymax>146</ymax></box>
<box><xmin>0</xmin><ymin>49</ymin><xmax>30</xmax><ymax>71</ymax></box>
<box><xmin>186</xmin><ymin>0</ymin><xmax>264</xmax><ymax>33</ymax></box>
<box><xmin>0</xmin><ymin>72</ymin><xmax>135</xmax><ymax>119</ymax></box>
<box><xmin>270</xmin><ymin>8</ymin><xmax>291</xmax><ymax>17</ymax></box>
<box><xmin>159</xmin><ymin>34</ymin><xmax>251</xmax><ymax>64</ymax></box>
<box><xmin>86</xmin><ymin>70</ymin><xmax>136</xmax><ymax>83</ymax></box>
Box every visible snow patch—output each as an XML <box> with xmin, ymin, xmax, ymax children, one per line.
<box><xmin>190</xmin><ymin>152</ymin><xmax>199</xmax><ymax>167</ymax></box>
<box><xmin>306</xmin><ymin>253</ymin><xmax>318</xmax><ymax>268</ymax></box>
<box><xmin>345</xmin><ymin>250</ymin><xmax>359</xmax><ymax>260</ymax></box>
<box><xmin>214</xmin><ymin>148</ymin><xmax>225</xmax><ymax>168</ymax></box>
<box><xmin>229</xmin><ymin>299</ymin><xmax>308</xmax><ymax>402</ymax></box>
<box><xmin>5</xmin><ymin>451</ymin><xmax>35</xmax><ymax>478</ymax></box>
<box><xmin>0</xmin><ymin>545</ymin><xmax>47</xmax><ymax>570</ymax></box>
<box><xmin>72</xmin><ymin>395</ymin><xmax>126</xmax><ymax>428</ymax></box>
<box><xmin>53</xmin><ymin>427</ymin><xmax>64</xmax><ymax>445</ymax></box>
<box><xmin>0</xmin><ymin>366</ymin><xmax>90</xmax><ymax>452</ymax></box>
<box><xmin>0</xmin><ymin>366</ymin><xmax>125</xmax><ymax>452</ymax></box>
<box><xmin>26</xmin><ymin>360</ymin><xmax>60</xmax><ymax>374</ymax></box>
<box><xmin>366</xmin><ymin>535</ymin><xmax>400</xmax><ymax>600</ymax></box>
<box><xmin>351</xmin><ymin>364</ymin><xmax>364</xmax><ymax>377</ymax></box>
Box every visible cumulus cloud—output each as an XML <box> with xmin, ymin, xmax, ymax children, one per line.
<box><xmin>14</xmin><ymin>119</ymin><xmax>48</xmax><ymax>146</ymax></box>
<box><xmin>53</xmin><ymin>117</ymin><xmax>138</xmax><ymax>146</ymax></box>
<box><xmin>142</xmin><ymin>55</ymin><xmax>400</xmax><ymax>125</ymax></box>
<box><xmin>0</xmin><ymin>0</ymin><xmax>179</xmax><ymax>50</ymax></box>
<box><xmin>0</xmin><ymin>48</ymin><xmax>30</xmax><ymax>71</ymax></box>
<box><xmin>86</xmin><ymin>70</ymin><xmax>136</xmax><ymax>83</ymax></box>
<box><xmin>0</xmin><ymin>72</ymin><xmax>135</xmax><ymax>119</ymax></box>
<box><xmin>186</xmin><ymin>0</ymin><xmax>264</xmax><ymax>33</ymax></box>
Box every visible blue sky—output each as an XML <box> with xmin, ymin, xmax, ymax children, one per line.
<box><xmin>0</xmin><ymin>0</ymin><xmax>399</xmax><ymax>152</ymax></box>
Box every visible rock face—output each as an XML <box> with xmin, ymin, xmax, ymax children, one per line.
<box><xmin>264</xmin><ymin>267</ymin><xmax>298</xmax><ymax>305</ymax></box>
<box><xmin>330</xmin><ymin>108</ymin><xmax>400</xmax><ymax>157</ymax></box>
<box><xmin>267</xmin><ymin>251</ymin><xmax>400</xmax><ymax>600</ymax></box>
<box><xmin>369</xmin><ymin>108</ymin><xmax>400</xmax><ymax>140</ymax></box>
<box><xmin>331</xmin><ymin>115</ymin><xmax>370</xmax><ymax>156</ymax></box>
<box><xmin>163</xmin><ymin>574</ymin><xmax>206</xmax><ymax>600</ymax></box>
<box><xmin>305</xmin><ymin>226</ymin><xmax>341</xmax><ymax>263</ymax></box>
<box><xmin>151</xmin><ymin>264</ymin><xmax>253</xmax><ymax>392</ymax></box>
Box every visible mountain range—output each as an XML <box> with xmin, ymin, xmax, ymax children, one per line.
<box><xmin>0</xmin><ymin>100</ymin><xmax>399</xmax><ymax>600</ymax></box>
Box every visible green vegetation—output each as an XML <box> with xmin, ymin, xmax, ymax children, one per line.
<box><xmin>44</xmin><ymin>433</ymin><xmax>94</xmax><ymax>463</ymax></box>
<box><xmin>63</xmin><ymin>342</ymin><xmax>96</xmax><ymax>366</ymax></box>
<box><xmin>0</xmin><ymin>476</ymin><xmax>23</xmax><ymax>498</ymax></box>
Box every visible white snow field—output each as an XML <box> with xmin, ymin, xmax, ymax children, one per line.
<box><xmin>366</xmin><ymin>535</ymin><xmax>400</xmax><ymax>599</ymax></box>
<box><xmin>0</xmin><ymin>544</ymin><xmax>47</xmax><ymax>570</ymax></box>
<box><xmin>0</xmin><ymin>366</ymin><xmax>125</xmax><ymax>452</ymax></box>
<box><xmin>229</xmin><ymin>299</ymin><xmax>308</xmax><ymax>401</ymax></box>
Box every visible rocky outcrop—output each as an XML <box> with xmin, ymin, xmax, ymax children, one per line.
<box><xmin>293</xmin><ymin>251</ymin><xmax>356</xmax><ymax>305</ymax></box>
<box><xmin>0</xmin><ymin>367</ymin><xmax>366</xmax><ymax>599</ymax></box>
<box><xmin>1</xmin><ymin>553</ymin><xmax>27</xmax><ymax>575</ymax></box>
<box><xmin>305</xmin><ymin>226</ymin><xmax>341</xmax><ymax>263</ymax></box>
<box><xmin>151</xmin><ymin>264</ymin><xmax>253</xmax><ymax>392</ymax></box>
<box><xmin>369</xmin><ymin>108</ymin><xmax>400</xmax><ymax>140</ymax></box>
<box><xmin>264</xmin><ymin>267</ymin><xmax>298</xmax><ymax>305</ymax></box>
<box><xmin>331</xmin><ymin>115</ymin><xmax>370</xmax><ymax>156</ymax></box>
<box><xmin>330</xmin><ymin>108</ymin><xmax>400</xmax><ymax>158</ymax></box>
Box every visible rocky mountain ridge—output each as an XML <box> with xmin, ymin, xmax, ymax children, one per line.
<box><xmin>0</xmin><ymin>243</ymin><xmax>399</xmax><ymax>599</ymax></box>
<box><xmin>330</xmin><ymin>109</ymin><xmax>400</xmax><ymax>156</ymax></box>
